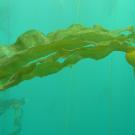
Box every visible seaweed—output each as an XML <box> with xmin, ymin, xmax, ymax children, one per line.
<box><xmin>0</xmin><ymin>24</ymin><xmax>135</xmax><ymax>91</ymax></box>
<box><xmin>0</xmin><ymin>98</ymin><xmax>25</xmax><ymax>135</ymax></box>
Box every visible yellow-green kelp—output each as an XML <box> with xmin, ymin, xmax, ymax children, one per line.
<box><xmin>0</xmin><ymin>24</ymin><xmax>135</xmax><ymax>91</ymax></box>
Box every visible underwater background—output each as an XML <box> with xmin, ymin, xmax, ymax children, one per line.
<box><xmin>0</xmin><ymin>0</ymin><xmax>135</xmax><ymax>135</ymax></box>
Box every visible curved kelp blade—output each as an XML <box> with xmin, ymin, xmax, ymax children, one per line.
<box><xmin>0</xmin><ymin>24</ymin><xmax>135</xmax><ymax>91</ymax></box>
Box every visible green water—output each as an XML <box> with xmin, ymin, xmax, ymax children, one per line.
<box><xmin>0</xmin><ymin>0</ymin><xmax>135</xmax><ymax>135</ymax></box>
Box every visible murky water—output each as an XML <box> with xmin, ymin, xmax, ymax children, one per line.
<box><xmin>0</xmin><ymin>0</ymin><xmax>135</xmax><ymax>135</ymax></box>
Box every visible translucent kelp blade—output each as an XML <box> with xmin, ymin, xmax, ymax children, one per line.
<box><xmin>0</xmin><ymin>24</ymin><xmax>135</xmax><ymax>91</ymax></box>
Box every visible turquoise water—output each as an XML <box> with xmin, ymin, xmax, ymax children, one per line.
<box><xmin>0</xmin><ymin>0</ymin><xmax>135</xmax><ymax>135</ymax></box>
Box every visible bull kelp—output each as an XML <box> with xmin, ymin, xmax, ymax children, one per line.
<box><xmin>0</xmin><ymin>24</ymin><xmax>135</xmax><ymax>91</ymax></box>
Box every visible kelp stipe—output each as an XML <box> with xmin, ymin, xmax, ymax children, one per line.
<box><xmin>0</xmin><ymin>24</ymin><xmax>135</xmax><ymax>91</ymax></box>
